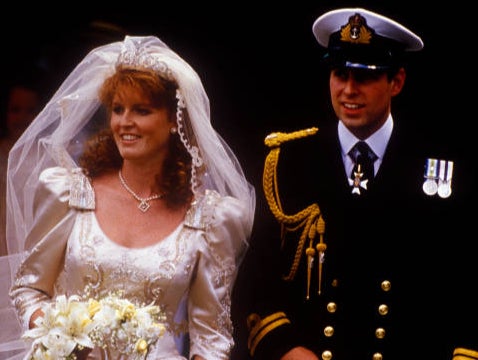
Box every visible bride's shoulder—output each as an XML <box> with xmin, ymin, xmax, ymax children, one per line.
<box><xmin>185</xmin><ymin>189</ymin><xmax>247</xmax><ymax>230</ymax></box>
<box><xmin>38</xmin><ymin>166</ymin><xmax>95</xmax><ymax>210</ymax></box>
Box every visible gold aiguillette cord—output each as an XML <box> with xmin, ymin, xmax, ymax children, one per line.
<box><xmin>263</xmin><ymin>127</ymin><xmax>327</xmax><ymax>300</ymax></box>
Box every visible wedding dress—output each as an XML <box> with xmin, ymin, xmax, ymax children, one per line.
<box><xmin>8</xmin><ymin>166</ymin><xmax>249</xmax><ymax>359</ymax></box>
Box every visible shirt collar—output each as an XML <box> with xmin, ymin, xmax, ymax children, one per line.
<box><xmin>338</xmin><ymin>114</ymin><xmax>393</xmax><ymax>160</ymax></box>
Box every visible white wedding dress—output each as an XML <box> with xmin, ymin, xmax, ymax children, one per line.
<box><xmin>5</xmin><ymin>166</ymin><xmax>249</xmax><ymax>360</ymax></box>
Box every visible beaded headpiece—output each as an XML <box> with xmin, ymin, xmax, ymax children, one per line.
<box><xmin>116</xmin><ymin>45</ymin><xmax>174</xmax><ymax>81</ymax></box>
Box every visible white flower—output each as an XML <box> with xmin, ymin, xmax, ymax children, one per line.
<box><xmin>23</xmin><ymin>292</ymin><xmax>166</xmax><ymax>360</ymax></box>
<box><xmin>23</xmin><ymin>295</ymin><xmax>95</xmax><ymax>359</ymax></box>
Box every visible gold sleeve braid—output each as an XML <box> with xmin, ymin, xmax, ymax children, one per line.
<box><xmin>263</xmin><ymin>127</ymin><xmax>326</xmax><ymax>299</ymax></box>
<box><xmin>247</xmin><ymin>312</ymin><xmax>291</xmax><ymax>357</ymax></box>
<box><xmin>453</xmin><ymin>348</ymin><xmax>478</xmax><ymax>360</ymax></box>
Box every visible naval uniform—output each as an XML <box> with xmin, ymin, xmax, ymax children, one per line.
<box><xmin>232</xmin><ymin>7</ymin><xmax>477</xmax><ymax>360</ymax></box>
<box><xmin>234</xmin><ymin>117</ymin><xmax>476</xmax><ymax>360</ymax></box>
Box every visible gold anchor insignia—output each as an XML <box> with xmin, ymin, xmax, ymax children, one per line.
<box><xmin>340</xmin><ymin>13</ymin><xmax>373</xmax><ymax>44</ymax></box>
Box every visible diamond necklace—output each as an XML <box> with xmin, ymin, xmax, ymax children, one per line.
<box><xmin>118</xmin><ymin>170</ymin><xmax>165</xmax><ymax>212</ymax></box>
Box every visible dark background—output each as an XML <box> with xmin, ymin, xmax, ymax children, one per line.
<box><xmin>2</xmin><ymin>1</ymin><xmax>470</xmax><ymax>187</ymax></box>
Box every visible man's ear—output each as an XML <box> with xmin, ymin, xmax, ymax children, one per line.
<box><xmin>391</xmin><ymin>67</ymin><xmax>406</xmax><ymax>96</ymax></box>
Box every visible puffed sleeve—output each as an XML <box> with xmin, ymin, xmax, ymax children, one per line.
<box><xmin>9</xmin><ymin>166</ymin><xmax>92</xmax><ymax>331</ymax></box>
<box><xmin>187</xmin><ymin>190</ymin><xmax>249</xmax><ymax>360</ymax></box>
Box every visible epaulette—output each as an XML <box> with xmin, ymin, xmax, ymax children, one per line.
<box><xmin>262</xmin><ymin>127</ymin><xmax>326</xmax><ymax>299</ymax></box>
<box><xmin>264</xmin><ymin>127</ymin><xmax>318</xmax><ymax>148</ymax></box>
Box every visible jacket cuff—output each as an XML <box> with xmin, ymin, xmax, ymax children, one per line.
<box><xmin>247</xmin><ymin>311</ymin><xmax>300</xmax><ymax>359</ymax></box>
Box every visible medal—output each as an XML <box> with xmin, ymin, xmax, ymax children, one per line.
<box><xmin>422</xmin><ymin>158</ymin><xmax>453</xmax><ymax>198</ymax></box>
<box><xmin>422</xmin><ymin>179</ymin><xmax>438</xmax><ymax>196</ymax></box>
<box><xmin>423</xmin><ymin>158</ymin><xmax>438</xmax><ymax>196</ymax></box>
<box><xmin>348</xmin><ymin>164</ymin><xmax>368</xmax><ymax>195</ymax></box>
<box><xmin>437</xmin><ymin>183</ymin><xmax>451</xmax><ymax>198</ymax></box>
<box><xmin>437</xmin><ymin>160</ymin><xmax>453</xmax><ymax>198</ymax></box>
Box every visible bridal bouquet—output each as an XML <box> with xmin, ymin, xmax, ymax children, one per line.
<box><xmin>22</xmin><ymin>291</ymin><xmax>166</xmax><ymax>360</ymax></box>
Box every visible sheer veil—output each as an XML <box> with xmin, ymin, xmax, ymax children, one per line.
<box><xmin>0</xmin><ymin>35</ymin><xmax>255</xmax><ymax>358</ymax></box>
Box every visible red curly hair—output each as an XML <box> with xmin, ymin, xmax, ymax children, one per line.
<box><xmin>78</xmin><ymin>66</ymin><xmax>196</xmax><ymax>209</ymax></box>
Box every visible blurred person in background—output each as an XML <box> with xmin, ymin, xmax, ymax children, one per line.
<box><xmin>0</xmin><ymin>69</ymin><xmax>45</xmax><ymax>256</ymax></box>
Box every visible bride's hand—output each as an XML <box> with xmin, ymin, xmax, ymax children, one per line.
<box><xmin>28</xmin><ymin>308</ymin><xmax>44</xmax><ymax>329</ymax></box>
<box><xmin>280</xmin><ymin>346</ymin><xmax>319</xmax><ymax>360</ymax></box>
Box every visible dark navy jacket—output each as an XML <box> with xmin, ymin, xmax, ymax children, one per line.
<box><xmin>233</xmin><ymin>118</ymin><xmax>476</xmax><ymax>360</ymax></box>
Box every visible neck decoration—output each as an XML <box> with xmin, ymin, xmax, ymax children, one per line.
<box><xmin>118</xmin><ymin>170</ymin><xmax>164</xmax><ymax>212</ymax></box>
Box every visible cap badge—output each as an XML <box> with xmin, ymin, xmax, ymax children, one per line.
<box><xmin>340</xmin><ymin>13</ymin><xmax>373</xmax><ymax>44</ymax></box>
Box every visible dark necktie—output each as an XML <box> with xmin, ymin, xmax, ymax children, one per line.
<box><xmin>348</xmin><ymin>141</ymin><xmax>377</xmax><ymax>194</ymax></box>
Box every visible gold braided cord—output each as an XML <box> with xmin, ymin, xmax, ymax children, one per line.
<box><xmin>262</xmin><ymin>127</ymin><xmax>325</xmax><ymax>282</ymax></box>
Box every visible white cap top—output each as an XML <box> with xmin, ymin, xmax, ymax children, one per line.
<box><xmin>313</xmin><ymin>8</ymin><xmax>423</xmax><ymax>52</ymax></box>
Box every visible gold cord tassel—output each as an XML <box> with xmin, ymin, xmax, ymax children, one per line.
<box><xmin>316</xmin><ymin>217</ymin><xmax>326</xmax><ymax>295</ymax></box>
<box><xmin>305</xmin><ymin>242</ymin><xmax>316</xmax><ymax>300</ymax></box>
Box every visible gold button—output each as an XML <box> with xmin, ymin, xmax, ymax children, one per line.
<box><xmin>331</xmin><ymin>279</ymin><xmax>339</xmax><ymax>287</ymax></box>
<box><xmin>324</xmin><ymin>326</ymin><xmax>334</xmax><ymax>337</ymax></box>
<box><xmin>372</xmin><ymin>352</ymin><xmax>383</xmax><ymax>360</ymax></box>
<box><xmin>327</xmin><ymin>302</ymin><xmax>337</xmax><ymax>313</ymax></box>
<box><xmin>381</xmin><ymin>280</ymin><xmax>391</xmax><ymax>291</ymax></box>
<box><xmin>378</xmin><ymin>304</ymin><xmax>388</xmax><ymax>316</ymax></box>
<box><xmin>375</xmin><ymin>327</ymin><xmax>385</xmax><ymax>339</ymax></box>
<box><xmin>322</xmin><ymin>350</ymin><xmax>332</xmax><ymax>360</ymax></box>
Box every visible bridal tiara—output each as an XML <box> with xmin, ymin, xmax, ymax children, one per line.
<box><xmin>116</xmin><ymin>47</ymin><xmax>175</xmax><ymax>81</ymax></box>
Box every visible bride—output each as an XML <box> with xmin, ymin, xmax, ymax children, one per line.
<box><xmin>2</xmin><ymin>35</ymin><xmax>255</xmax><ymax>360</ymax></box>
